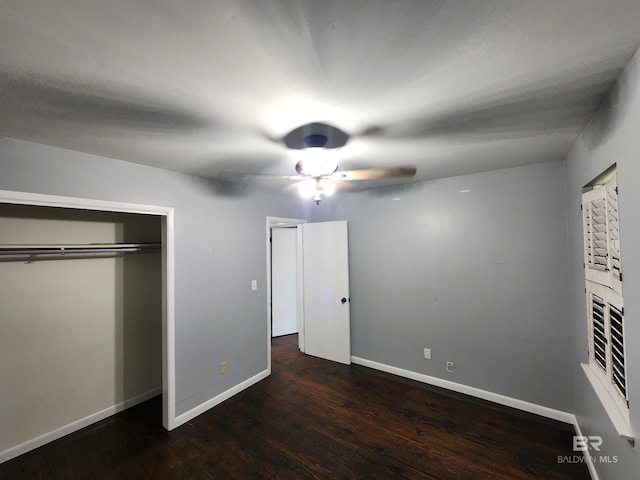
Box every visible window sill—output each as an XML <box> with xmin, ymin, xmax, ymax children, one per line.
<box><xmin>581</xmin><ymin>363</ymin><xmax>634</xmax><ymax>445</ymax></box>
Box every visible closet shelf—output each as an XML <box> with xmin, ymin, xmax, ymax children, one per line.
<box><xmin>0</xmin><ymin>243</ymin><xmax>161</xmax><ymax>261</ymax></box>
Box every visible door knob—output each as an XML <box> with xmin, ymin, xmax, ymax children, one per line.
<box><xmin>341</xmin><ymin>297</ymin><xmax>347</xmax><ymax>304</ymax></box>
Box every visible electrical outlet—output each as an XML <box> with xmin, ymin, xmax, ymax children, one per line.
<box><xmin>423</xmin><ymin>348</ymin><xmax>431</xmax><ymax>359</ymax></box>
<box><xmin>446</xmin><ymin>361</ymin><xmax>454</xmax><ymax>373</ymax></box>
<box><xmin>220</xmin><ymin>361</ymin><xmax>227</xmax><ymax>375</ymax></box>
<box><xmin>251</xmin><ymin>280</ymin><xmax>257</xmax><ymax>291</ymax></box>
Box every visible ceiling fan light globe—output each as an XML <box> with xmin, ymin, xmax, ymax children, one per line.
<box><xmin>322</xmin><ymin>180</ymin><xmax>336</xmax><ymax>196</ymax></box>
<box><xmin>298</xmin><ymin>148</ymin><xmax>339</xmax><ymax>177</ymax></box>
<box><xmin>298</xmin><ymin>180</ymin><xmax>318</xmax><ymax>198</ymax></box>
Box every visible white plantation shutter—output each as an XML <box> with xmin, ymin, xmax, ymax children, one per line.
<box><xmin>582</xmin><ymin>175</ymin><xmax>622</xmax><ymax>293</ymax></box>
<box><xmin>583</xmin><ymin>191</ymin><xmax>607</xmax><ymax>271</ymax></box>
<box><xmin>587</xmin><ymin>290</ymin><xmax>607</xmax><ymax>372</ymax></box>
<box><xmin>586</xmin><ymin>282</ymin><xmax>628</xmax><ymax>406</ymax></box>
<box><xmin>591</xmin><ymin>198</ymin><xmax>608</xmax><ymax>270</ymax></box>
<box><xmin>582</xmin><ymin>170</ymin><xmax>627</xmax><ymax>413</ymax></box>
<box><xmin>609</xmin><ymin>302</ymin><xmax>627</xmax><ymax>402</ymax></box>
<box><xmin>607</xmin><ymin>178</ymin><xmax>622</xmax><ymax>288</ymax></box>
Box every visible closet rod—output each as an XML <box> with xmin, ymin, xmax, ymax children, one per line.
<box><xmin>0</xmin><ymin>243</ymin><xmax>161</xmax><ymax>261</ymax></box>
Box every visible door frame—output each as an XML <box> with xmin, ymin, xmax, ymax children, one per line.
<box><xmin>0</xmin><ymin>189</ymin><xmax>176</xmax><ymax>436</ymax></box>
<box><xmin>266</xmin><ymin>216</ymin><xmax>306</xmax><ymax>373</ymax></box>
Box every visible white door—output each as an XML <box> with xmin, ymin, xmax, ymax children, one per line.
<box><xmin>302</xmin><ymin>221</ymin><xmax>351</xmax><ymax>364</ymax></box>
<box><xmin>271</xmin><ymin>227</ymin><xmax>298</xmax><ymax>337</ymax></box>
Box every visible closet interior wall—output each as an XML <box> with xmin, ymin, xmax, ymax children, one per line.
<box><xmin>0</xmin><ymin>204</ymin><xmax>162</xmax><ymax>454</ymax></box>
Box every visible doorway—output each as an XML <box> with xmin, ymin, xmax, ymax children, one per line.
<box><xmin>271</xmin><ymin>226</ymin><xmax>300</xmax><ymax>338</ymax></box>
<box><xmin>266</xmin><ymin>217</ymin><xmax>352</xmax><ymax>371</ymax></box>
<box><xmin>266</xmin><ymin>217</ymin><xmax>306</xmax><ymax>373</ymax></box>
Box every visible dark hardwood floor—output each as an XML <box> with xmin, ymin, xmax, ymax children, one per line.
<box><xmin>1</xmin><ymin>334</ymin><xmax>589</xmax><ymax>479</ymax></box>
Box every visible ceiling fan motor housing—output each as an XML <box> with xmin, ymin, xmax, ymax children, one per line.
<box><xmin>303</xmin><ymin>134</ymin><xmax>328</xmax><ymax>148</ymax></box>
<box><xmin>283</xmin><ymin>122</ymin><xmax>349</xmax><ymax>149</ymax></box>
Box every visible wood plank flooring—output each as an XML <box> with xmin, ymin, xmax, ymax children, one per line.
<box><xmin>1</xmin><ymin>334</ymin><xmax>589</xmax><ymax>479</ymax></box>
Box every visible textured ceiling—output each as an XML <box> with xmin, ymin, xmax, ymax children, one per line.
<box><xmin>1</xmin><ymin>1</ymin><xmax>640</xmax><ymax>191</ymax></box>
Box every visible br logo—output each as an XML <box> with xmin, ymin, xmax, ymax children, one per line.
<box><xmin>573</xmin><ymin>435</ymin><xmax>603</xmax><ymax>452</ymax></box>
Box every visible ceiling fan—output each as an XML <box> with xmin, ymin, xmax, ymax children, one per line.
<box><xmin>275</xmin><ymin>123</ymin><xmax>417</xmax><ymax>204</ymax></box>
<box><xmin>1</xmin><ymin>77</ymin><xmax>417</xmax><ymax>202</ymax></box>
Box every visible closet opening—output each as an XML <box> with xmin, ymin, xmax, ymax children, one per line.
<box><xmin>0</xmin><ymin>190</ymin><xmax>175</xmax><ymax>464</ymax></box>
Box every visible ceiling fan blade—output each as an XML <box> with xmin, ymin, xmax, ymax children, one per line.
<box><xmin>354</xmin><ymin>67</ymin><xmax>618</xmax><ymax>142</ymax></box>
<box><xmin>216</xmin><ymin>171</ymin><xmax>306</xmax><ymax>183</ymax></box>
<box><xmin>331</xmin><ymin>166</ymin><xmax>417</xmax><ymax>181</ymax></box>
<box><xmin>0</xmin><ymin>75</ymin><xmax>212</xmax><ymax>132</ymax></box>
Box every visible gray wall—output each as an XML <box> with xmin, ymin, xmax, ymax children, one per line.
<box><xmin>311</xmin><ymin>161</ymin><xmax>572</xmax><ymax>411</ymax></box>
<box><xmin>565</xmin><ymin>48</ymin><xmax>640</xmax><ymax>479</ymax></box>
<box><xmin>0</xmin><ymin>137</ymin><xmax>304</xmax><ymax>419</ymax></box>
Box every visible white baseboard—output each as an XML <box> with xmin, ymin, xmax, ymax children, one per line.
<box><xmin>572</xmin><ymin>416</ymin><xmax>600</xmax><ymax>480</ymax></box>
<box><xmin>351</xmin><ymin>356</ymin><xmax>575</xmax><ymax>424</ymax></box>
<box><xmin>173</xmin><ymin>369</ymin><xmax>269</xmax><ymax>428</ymax></box>
<box><xmin>0</xmin><ymin>387</ymin><xmax>162</xmax><ymax>465</ymax></box>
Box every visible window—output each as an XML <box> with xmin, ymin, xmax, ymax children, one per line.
<box><xmin>581</xmin><ymin>168</ymin><xmax>631</xmax><ymax>438</ymax></box>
